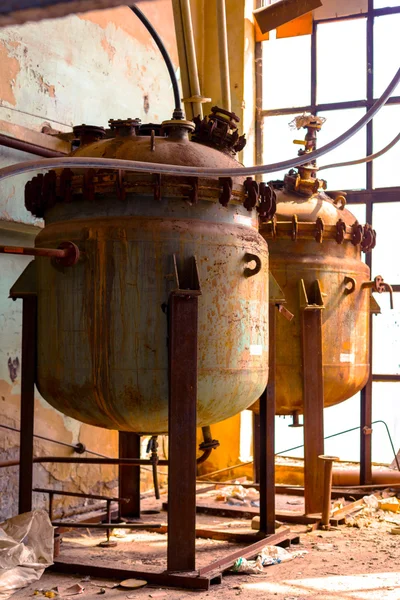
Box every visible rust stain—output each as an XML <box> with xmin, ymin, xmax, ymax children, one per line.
<box><xmin>0</xmin><ymin>42</ymin><xmax>21</xmax><ymax>105</ymax></box>
<box><xmin>7</xmin><ymin>357</ymin><xmax>20</xmax><ymax>383</ymax></box>
<box><xmin>79</xmin><ymin>3</ymin><xmax>179</xmax><ymax>65</ymax></box>
<box><xmin>101</xmin><ymin>36</ymin><xmax>116</xmax><ymax>62</ymax></box>
<box><xmin>37</xmin><ymin>75</ymin><xmax>56</xmax><ymax>98</ymax></box>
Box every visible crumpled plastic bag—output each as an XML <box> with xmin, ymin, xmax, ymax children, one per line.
<box><xmin>0</xmin><ymin>510</ymin><xmax>54</xmax><ymax>599</ymax></box>
<box><xmin>231</xmin><ymin>545</ymin><xmax>308</xmax><ymax>573</ymax></box>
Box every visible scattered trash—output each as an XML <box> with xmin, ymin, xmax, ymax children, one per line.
<box><xmin>231</xmin><ymin>557</ymin><xmax>263</xmax><ymax>574</ymax></box>
<box><xmin>97</xmin><ymin>589</ymin><xmax>106</xmax><ymax>596</ymax></box>
<box><xmin>315</xmin><ymin>543</ymin><xmax>335</xmax><ymax>552</ymax></box>
<box><xmin>148</xmin><ymin>592</ymin><xmax>167</xmax><ymax>598</ymax></box>
<box><xmin>0</xmin><ymin>510</ymin><xmax>54</xmax><ymax>600</ymax></box>
<box><xmin>286</xmin><ymin>499</ymin><xmax>302</xmax><ymax>506</ymax></box>
<box><xmin>119</xmin><ymin>578</ymin><xmax>148</xmax><ymax>589</ymax></box>
<box><xmin>390</xmin><ymin>527</ymin><xmax>400</xmax><ymax>535</ymax></box>
<box><xmin>379</xmin><ymin>497</ymin><xmax>400</xmax><ymax>513</ymax></box>
<box><xmin>61</xmin><ymin>583</ymin><xmax>85</xmax><ymax>595</ymax></box>
<box><xmin>231</xmin><ymin>545</ymin><xmax>307</xmax><ymax>574</ymax></box>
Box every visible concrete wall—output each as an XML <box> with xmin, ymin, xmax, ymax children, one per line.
<box><xmin>0</xmin><ymin>1</ymin><xmax>178</xmax><ymax>520</ymax></box>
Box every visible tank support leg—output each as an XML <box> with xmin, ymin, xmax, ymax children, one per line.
<box><xmin>252</xmin><ymin>413</ymin><xmax>260</xmax><ymax>484</ymax></box>
<box><xmin>119</xmin><ymin>432</ymin><xmax>141</xmax><ymax>519</ymax></box>
<box><xmin>167</xmin><ymin>291</ymin><xmax>198</xmax><ymax>572</ymax></box>
<box><xmin>19</xmin><ymin>297</ymin><xmax>37</xmax><ymax>514</ymax></box>
<box><xmin>259</xmin><ymin>303</ymin><xmax>276</xmax><ymax>534</ymax></box>
<box><xmin>302</xmin><ymin>307</ymin><xmax>325</xmax><ymax>515</ymax></box>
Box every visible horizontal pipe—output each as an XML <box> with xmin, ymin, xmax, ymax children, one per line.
<box><xmin>0</xmin><ymin>133</ymin><xmax>66</xmax><ymax>158</ymax></box>
<box><xmin>0</xmin><ymin>67</ymin><xmax>399</xmax><ymax>180</ymax></box>
<box><xmin>0</xmin><ymin>456</ymin><xmax>168</xmax><ymax>468</ymax></box>
<box><xmin>52</xmin><ymin>522</ymin><xmax>161</xmax><ymax>529</ymax></box>
<box><xmin>33</xmin><ymin>487</ymin><xmax>128</xmax><ymax>503</ymax></box>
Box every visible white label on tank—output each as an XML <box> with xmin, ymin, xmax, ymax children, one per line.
<box><xmin>250</xmin><ymin>344</ymin><xmax>263</xmax><ymax>356</ymax></box>
<box><xmin>340</xmin><ymin>352</ymin><xmax>355</xmax><ymax>363</ymax></box>
<box><xmin>234</xmin><ymin>214</ymin><xmax>253</xmax><ymax>227</ymax></box>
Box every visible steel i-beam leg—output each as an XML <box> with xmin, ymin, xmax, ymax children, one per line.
<box><xmin>302</xmin><ymin>308</ymin><xmax>324</xmax><ymax>515</ymax></box>
<box><xmin>167</xmin><ymin>291</ymin><xmax>198</xmax><ymax>572</ymax></box>
<box><xmin>259</xmin><ymin>303</ymin><xmax>276</xmax><ymax>534</ymax></box>
<box><xmin>119</xmin><ymin>432</ymin><xmax>141</xmax><ymax>519</ymax></box>
<box><xmin>19</xmin><ymin>297</ymin><xmax>37</xmax><ymax>514</ymax></box>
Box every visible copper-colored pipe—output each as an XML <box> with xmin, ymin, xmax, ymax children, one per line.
<box><xmin>0</xmin><ymin>133</ymin><xmax>66</xmax><ymax>158</ymax></box>
<box><xmin>0</xmin><ymin>242</ymin><xmax>80</xmax><ymax>267</ymax></box>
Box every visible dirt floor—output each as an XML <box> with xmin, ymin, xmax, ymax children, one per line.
<box><xmin>12</xmin><ymin>490</ymin><xmax>400</xmax><ymax>600</ymax></box>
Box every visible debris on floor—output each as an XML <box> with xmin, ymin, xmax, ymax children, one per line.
<box><xmin>0</xmin><ymin>510</ymin><xmax>53</xmax><ymax>600</ymax></box>
<box><xmin>231</xmin><ymin>545</ymin><xmax>307</xmax><ymax>574</ymax></box>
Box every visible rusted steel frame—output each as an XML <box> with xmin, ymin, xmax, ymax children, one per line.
<box><xmin>51</xmin><ymin>522</ymin><xmax>161</xmax><ymax>530</ymax></box>
<box><xmin>0</xmin><ymin>423</ymin><xmax>91</xmax><ymax>455</ymax></box>
<box><xmin>181</xmin><ymin>501</ymin><xmax>319</xmax><ymax>525</ymax></box>
<box><xmin>18</xmin><ymin>297</ymin><xmax>37</xmax><ymax>514</ymax></box>
<box><xmin>252</xmin><ymin>412</ymin><xmax>260</xmax><ymax>483</ymax></box>
<box><xmin>302</xmin><ymin>308</ymin><xmax>324</xmax><ymax>515</ymax></box>
<box><xmin>167</xmin><ymin>292</ymin><xmax>198</xmax><ymax>572</ymax></box>
<box><xmin>319</xmin><ymin>456</ymin><xmax>338</xmax><ymax>528</ymax></box>
<box><xmin>199</xmin><ymin>528</ymin><xmax>294</xmax><ymax>576</ymax></box>
<box><xmin>33</xmin><ymin>487</ymin><xmax>128</xmax><ymax>503</ymax></box>
<box><xmin>119</xmin><ymin>432</ymin><xmax>141</xmax><ymax>519</ymax></box>
<box><xmin>360</xmin><ymin>199</ymin><xmax>373</xmax><ymax>485</ymax></box>
<box><xmin>157</xmin><ymin>524</ymin><xmax>268</xmax><ymax>543</ymax></box>
<box><xmin>50</xmin><ymin>562</ymin><xmax>216</xmax><ymax>590</ymax></box>
<box><xmin>373</xmin><ymin>374</ymin><xmax>400</xmax><ymax>381</ymax></box>
<box><xmin>0</xmin><ymin>133</ymin><xmax>65</xmax><ymax>158</ymax></box>
<box><xmin>259</xmin><ymin>303</ymin><xmax>276</xmax><ymax>534</ymax></box>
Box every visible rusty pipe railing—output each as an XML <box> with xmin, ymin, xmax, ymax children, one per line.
<box><xmin>0</xmin><ymin>241</ymin><xmax>80</xmax><ymax>267</ymax></box>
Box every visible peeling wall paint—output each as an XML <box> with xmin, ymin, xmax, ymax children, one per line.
<box><xmin>0</xmin><ymin>1</ymin><xmax>179</xmax><ymax>520</ymax></box>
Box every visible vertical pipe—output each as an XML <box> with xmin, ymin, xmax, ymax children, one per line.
<box><xmin>19</xmin><ymin>297</ymin><xmax>37</xmax><ymax>514</ymax></box>
<box><xmin>302</xmin><ymin>309</ymin><xmax>324</xmax><ymax>515</ymax></box>
<box><xmin>180</xmin><ymin>0</ymin><xmax>203</xmax><ymax>118</ymax></box>
<box><xmin>167</xmin><ymin>293</ymin><xmax>198</xmax><ymax>572</ymax></box>
<box><xmin>259</xmin><ymin>303</ymin><xmax>276</xmax><ymax>535</ymax></box>
<box><xmin>216</xmin><ymin>0</ymin><xmax>231</xmax><ymax>111</ymax></box>
<box><xmin>119</xmin><ymin>432</ymin><xmax>141</xmax><ymax>519</ymax></box>
<box><xmin>172</xmin><ymin>0</ymin><xmax>192</xmax><ymax>118</ymax></box>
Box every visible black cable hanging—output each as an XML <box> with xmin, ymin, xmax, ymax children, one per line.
<box><xmin>130</xmin><ymin>4</ymin><xmax>182</xmax><ymax>115</ymax></box>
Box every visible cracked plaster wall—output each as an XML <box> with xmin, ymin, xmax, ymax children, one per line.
<box><xmin>0</xmin><ymin>1</ymin><xmax>178</xmax><ymax>521</ymax></box>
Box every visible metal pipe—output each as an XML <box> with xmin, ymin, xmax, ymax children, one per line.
<box><xmin>0</xmin><ymin>457</ymin><xmax>168</xmax><ymax>468</ymax></box>
<box><xmin>130</xmin><ymin>5</ymin><xmax>182</xmax><ymax>113</ymax></box>
<box><xmin>319</xmin><ymin>131</ymin><xmax>400</xmax><ymax>171</ymax></box>
<box><xmin>216</xmin><ymin>0</ymin><xmax>231</xmax><ymax>111</ymax></box>
<box><xmin>0</xmin><ymin>133</ymin><xmax>66</xmax><ymax>158</ymax></box>
<box><xmin>0</xmin><ymin>423</ymin><xmax>94</xmax><ymax>455</ymax></box>
<box><xmin>319</xmin><ymin>455</ymin><xmax>338</xmax><ymax>528</ymax></box>
<box><xmin>51</xmin><ymin>522</ymin><xmax>161</xmax><ymax>530</ymax></box>
<box><xmin>0</xmin><ymin>242</ymin><xmax>79</xmax><ymax>267</ymax></box>
<box><xmin>33</xmin><ymin>488</ymin><xmax>128</xmax><ymax>502</ymax></box>
<box><xmin>2</xmin><ymin>65</ymin><xmax>399</xmax><ymax>180</ymax></box>
<box><xmin>178</xmin><ymin>0</ymin><xmax>203</xmax><ymax>118</ymax></box>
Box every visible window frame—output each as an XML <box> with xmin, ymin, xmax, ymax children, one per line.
<box><xmin>255</xmin><ymin>0</ymin><xmax>400</xmax><ymax>481</ymax></box>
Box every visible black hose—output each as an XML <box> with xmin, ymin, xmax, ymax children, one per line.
<box><xmin>130</xmin><ymin>4</ymin><xmax>182</xmax><ymax>113</ymax></box>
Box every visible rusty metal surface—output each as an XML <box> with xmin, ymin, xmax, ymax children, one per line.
<box><xmin>302</xmin><ymin>307</ymin><xmax>324</xmax><ymax>515</ymax></box>
<box><xmin>119</xmin><ymin>432</ymin><xmax>141</xmax><ymax>519</ymax></box>
<box><xmin>259</xmin><ymin>303</ymin><xmax>276</xmax><ymax>534</ymax></box>
<box><xmin>167</xmin><ymin>292</ymin><xmax>198</xmax><ymax>572</ymax></box>
<box><xmin>257</xmin><ymin>189</ymin><xmax>370</xmax><ymax>416</ymax></box>
<box><xmin>0</xmin><ymin>0</ymin><xmax>150</xmax><ymax>27</ymax></box>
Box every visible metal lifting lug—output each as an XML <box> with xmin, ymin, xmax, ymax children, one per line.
<box><xmin>362</xmin><ymin>276</ymin><xmax>394</xmax><ymax>309</ymax></box>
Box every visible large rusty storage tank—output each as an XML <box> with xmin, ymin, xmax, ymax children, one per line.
<box><xmin>256</xmin><ymin>114</ymin><xmax>376</xmax><ymax>417</ymax></box>
<box><xmin>25</xmin><ymin>108</ymin><xmax>270</xmax><ymax>434</ymax></box>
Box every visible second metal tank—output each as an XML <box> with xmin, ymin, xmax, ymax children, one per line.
<box><xmin>254</xmin><ymin>114</ymin><xmax>383</xmax><ymax>417</ymax></box>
